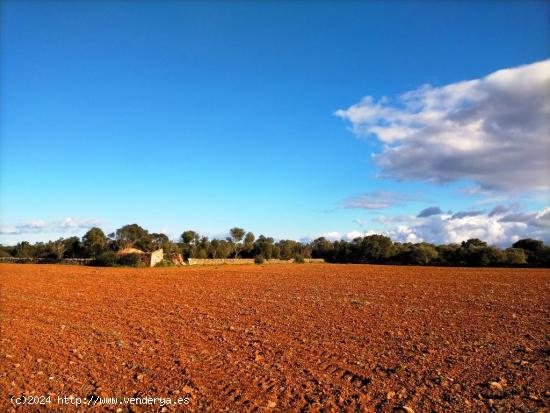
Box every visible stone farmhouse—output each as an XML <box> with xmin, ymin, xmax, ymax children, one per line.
<box><xmin>116</xmin><ymin>247</ymin><xmax>164</xmax><ymax>267</ymax></box>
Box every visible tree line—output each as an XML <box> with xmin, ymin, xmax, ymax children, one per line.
<box><xmin>1</xmin><ymin>224</ymin><xmax>549</xmax><ymax>267</ymax></box>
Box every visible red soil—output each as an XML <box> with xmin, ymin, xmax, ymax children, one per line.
<box><xmin>1</xmin><ymin>263</ymin><xmax>549</xmax><ymax>412</ymax></box>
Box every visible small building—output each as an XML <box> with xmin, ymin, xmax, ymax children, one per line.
<box><xmin>116</xmin><ymin>247</ymin><xmax>164</xmax><ymax>267</ymax></box>
<box><xmin>148</xmin><ymin>249</ymin><xmax>164</xmax><ymax>267</ymax></box>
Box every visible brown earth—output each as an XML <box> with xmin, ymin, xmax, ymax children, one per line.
<box><xmin>0</xmin><ymin>263</ymin><xmax>549</xmax><ymax>412</ymax></box>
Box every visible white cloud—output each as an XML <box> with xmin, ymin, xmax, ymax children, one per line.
<box><xmin>353</xmin><ymin>219</ymin><xmax>366</xmax><ymax>227</ymax></box>
<box><xmin>335</xmin><ymin>59</ymin><xmax>550</xmax><ymax>192</ymax></box>
<box><xmin>0</xmin><ymin>226</ymin><xmax>18</xmax><ymax>235</ymax></box>
<box><xmin>343</xmin><ymin>190</ymin><xmax>416</xmax><ymax>210</ymax></box>
<box><xmin>57</xmin><ymin>217</ymin><xmax>100</xmax><ymax>230</ymax></box>
<box><xmin>319</xmin><ymin>230</ymin><xmax>376</xmax><ymax>241</ymax></box>
<box><xmin>0</xmin><ymin>218</ymin><xmax>100</xmax><ymax>235</ymax></box>
<box><xmin>319</xmin><ymin>231</ymin><xmax>344</xmax><ymax>241</ymax></box>
<box><xmin>378</xmin><ymin>206</ymin><xmax>550</xmax><ymax>246</ymax></box>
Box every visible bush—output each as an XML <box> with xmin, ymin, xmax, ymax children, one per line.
<box><xmin>43</xmin><ymin>252</ymin><xmax>63</xmax><ymax>263</ymax></box>
<box><xmin>293</xmin><ymin>254</ymin><xmax>305</xmax><ymax>264</ymax></box>
<box><xmin>155</xmin><ymin>259</ymin><xmax>175</xmax><ymax>267</ymax></box>
<box><xmin>117</xmin><ymin>253</ymin><xmax>144</xmax><ymax>267</ymax></box>
<box><xmin>91</xmin><ymin>251</ymin><xmax>117</xmax><ymax>267</ymax></box>
<box><xmin>254</xmin><ymin>255</ymin><xmax>265</xmax><ymax>264</ymax></box>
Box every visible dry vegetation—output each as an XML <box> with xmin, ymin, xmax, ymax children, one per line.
<box><xmin>1</xmin><ymin>263</ymin><xmax>549</xmax><ymax>412</ymax></box>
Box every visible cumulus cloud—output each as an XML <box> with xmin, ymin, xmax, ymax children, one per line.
<box><xmin>417</xmin><ymin>206</ymin><xmax>443</xmax><ymax>218</ymax></box>
<box><xmin>335</xmin><ymin>59</ymin><xmax>550</xmax><ymax>192</ymax></box>
<box><xmin>343</xmin><ymin>191</ymin><xmax>415</xmax><ymax>210</ymax></box>
<box><xmin>533</xmin><ymin>208</ymin><xmax>550</xmax><ymax>228</ymax></box>
<box><xmin>318</xmin><ymin>230</ymin><xmax>377</xmax><ymax>241</ymax></box>
<box><xmin>377</xmin><ymin>206</ymin><xmax>550</xmax><ymax>246</ymax></box>
<box><xmin>499</xmin><ymin>208</ymin><xmax>550</xmax><ymax>229</ymax></box>
<box><xmin>0</xmin><ymin>218</ymin><xmax>100</xmax><ymax>235</ymax></box>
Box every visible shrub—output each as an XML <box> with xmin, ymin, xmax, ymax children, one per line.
<box><xmin>117</xmin><ymin>253</ymin><xmax>144</xmax><ymax>267</ymax></box>
<box><xmin>294</xmin><ymin>254</ymin><xmax>305</xmax><ymax>264</ymax></box>
<box><xmin>91</xmin><ymin>251</ymin><xmax>117</xmax><ymax>267</ymax></box>
<box><xmin>155</xmin><ymin>259</ymin><xmax>175</xmax><ymax>267</ymax></box>
<box><xmin>43</xmin><ymin>252</ymin><xmax>63</xmax><ymax>263</ymax></box>
<box><xmin>254</xmin><ymin>255</ymin><xmax>265</xmax><ymax>264</ymax></box>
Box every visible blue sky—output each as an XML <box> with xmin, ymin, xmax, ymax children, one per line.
<box><xmin>1</xmin><ymin>1</ymin><xmax>549</xmax><ymax>245</ymax></box>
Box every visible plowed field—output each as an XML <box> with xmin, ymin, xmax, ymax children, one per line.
<box><xmin>1</xmin><ymin>263</ymin><xmax>549</xmax><ymax>412</ymax></box>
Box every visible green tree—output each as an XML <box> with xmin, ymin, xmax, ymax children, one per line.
<box><xmin>505</xmin><ymin>248</ymin><xmax>527</xmax><ymax>265</ymax></box>
<box><xmin>435</xmin><ymin>243</ymin><xmax>461</xmax><ymax>265</ymax></box>
<box><xmin>461</xmin><ymin>238</ymin><xmax>488</xmax><ymax>249</ymax></box>
<box><xmin>181</xmin><ymin>230</ymin><xmax>199</xmax><ymax>245</ymax></box>
<box><xmin>479</xmin><ymin>246</ymin><xmax>506</xmax><ymax>266</ymax></box>
<box><xmin>311</xmin><ymin>237</ymin><xmax>335</xmax><ymax>261</ymax></box>
<box><xmin>134</xmin><ymin>234</ymin><xmax>154</xmax><ymax>252</ymax></box>
<box><xmin>210</xmin><ymin>239</ymin><xmax>232</xmax><ymax>258</ymax></box>
<box><xmin>150</xmin><ymin>233</ymin><xmax>172</xmax><ymax>252</ymax></box>
<box><xmin>243</xmin><ymin>232</ymin><xmax>255</xmax><ymax>256</ymax></box>
<box><xmin>512</xmin><ymin>238</ymin><xmax>545</xmax><ymax>264</ymax></box>
<box><xmin>198</xmin><ymin>236</ymin><xmax>210</xmax><ymax>258</ymax></box>
<box><xmin>512</xmin><ymin>238</ymin><xmax>544</xmax><ymax>252</ymax></box>
<box><xmin>230</xmin><ymin>227</ymin><xmax>246</xmax><ymax>258</ymax></box>
<box><xmin>359</xmin><ymin>235</ymin><xmax>394</xmax><ymax>263</ymax></box>
<box><xmin>253</xmin><ymin>235</ymin><xmax>274</xmax><ymax>259</ymax></box>
<box><xmin>114</xmin><ymin>224</ymin><xmax>148</xmax><ymax>249</ymax></box>
<box><xmin>63</xmin><ymin>236</ymin><xmax>84</xmax><ymax>258</ymax></box>
<box><xmin>47</xmin><ymin>238</ymin><xmax>67</xmax><ymax>261</ymax></box>
<box><xmin>0</xmin><ymin>249</ymin><xmax>12</xmax><ymax>258</ymax></box>
<box><xmin>181</xmin><ymin>230</ymin><xmax>199</xmax><ymax>258</ymax></box>
<box><xmin>15</xmin><ymin>241</ymin><xmax>34</xmax><ymax>258</ymax></box>
<box><xmin>0</xmin><ymin>244</ymin><xmax>15</xmax><ymax>257</ymax></box>
<box><xmin>460</xmin><ymin>239</ymin><xmax>490</xmax><ymax>266</ymax></box>
<box><xmin>83</xmin><ymin>227</ymin><xmax>108</xmax><ymax>257</ymax></box>
<box><xmin>32</xmin><ymin>242</ymin><xmax>49</xmax><ymax>258</ymax></box>
<box><xmin>407</xmin><ymin>243</ymin><xmax>439</xmax><ymax>265</ymax></box>
<box><xmin>276</xmin><ymin>239</ymin><xmax>311</xmax><ymax>260</ymax></box>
